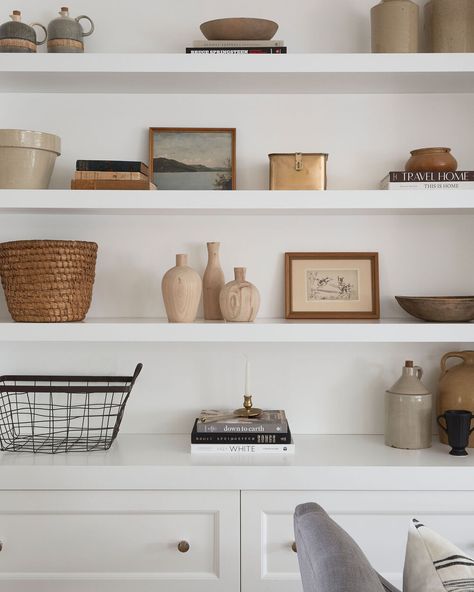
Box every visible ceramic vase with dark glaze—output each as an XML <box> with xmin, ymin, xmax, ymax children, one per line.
<box><xmin>438</xmin><ymin>351</ymin><xmax>474</xmax><ymax>448</ymax></box>
<box><xmin>371</xmin><ymin>0</ymin><xmax>419</xmax><ymax>53</ymax></box>
<box><xmin>47</xmin><ymin>7</ymin><xmax>94</xmax><ymax>53</ymax></box>
<box><xmin>0</xmin><ymin>10</ymin><xmax>47</xmax><ymax>53</ymax></box>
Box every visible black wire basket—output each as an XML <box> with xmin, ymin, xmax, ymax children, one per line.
<box><xmin>0</xmin><ymin>364</ymin><xmax>142</xmax><ymax>453</ymax></box>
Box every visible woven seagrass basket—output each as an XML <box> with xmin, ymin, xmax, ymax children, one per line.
<box><xmin>0</xmin><ymin>240</ymin><xmax>98</xmax><ymax>322</ymax></box>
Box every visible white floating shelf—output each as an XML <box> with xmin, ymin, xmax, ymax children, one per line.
<box><xmin>0</xmin><ymin>53</ymin><xmax>473</xmax><ymax>94</ymax></box>
<box><xmin>1</xmin><ymin>190</ymin><xmax>473</xmax><ymax>215</ymax></box>
<box><xmin>0</xmin><ymin>318</ymin><xmax>472</xmax><ymax>343</ymax></box>
<box><xmin>1</xmin><ymin>435</ymin><xmax>472</xmax><ymax>491</ymax></box>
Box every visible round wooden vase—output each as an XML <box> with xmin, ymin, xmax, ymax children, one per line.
<box><xmin>219</xmin><ymin>267</ymin><xmax>260</xmax><ymax>323</ymax></box>
<box><xmin>203</xmin><ymin>242</ymin><xmax>225</xmax><ymax>320</ymax></box>
<box><xmin>371</xmin><ymin>0</ymin><xmax>419</xmax><ymax>53</ymax></box>
<box><xmin>161</xmin><ymin>254</ymin><xmax>202</xmax><ymax>323</ymax></box>
<box><xmin>438</xmin><ymin>351</ymin><xmax>474</xmax><ymax>448</ymax></box>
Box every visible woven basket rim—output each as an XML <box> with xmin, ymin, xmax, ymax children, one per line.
<box><xmin>0</xmin><ymin>240</ymin><xmax>98</xmax><ymax>249</ymax></box>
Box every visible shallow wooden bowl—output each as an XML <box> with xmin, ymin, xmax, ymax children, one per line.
<box><xmin>200</xmin><ymin>18</ymin><xmax>278</xmax><ymax>41</ymax></box>
<box><xmin>395</xmin><ymin>296</ymin><xmax>474</xmax><ymax>322</ymax></box>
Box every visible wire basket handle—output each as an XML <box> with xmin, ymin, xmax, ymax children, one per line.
<box><xmin>130</xmin><ymin>363</ymin><xmax>143</xmax><ymax>387</ymax></box>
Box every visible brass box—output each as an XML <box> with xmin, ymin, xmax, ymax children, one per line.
<box><xmin>268</xmin><ymin>152</ymin><xmax>328</xmax><ymax>190</ymax></box>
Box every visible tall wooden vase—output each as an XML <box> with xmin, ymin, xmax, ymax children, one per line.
<box><xmin>203</xmin><ymin>242</ymin><xmax>225</xmax><ymax>320</ymax></box>
<box><xmin>161</xmin><ymin>254</ymin><xmax>202</xmax><ymax>323</ymax></box>
<box><xmin>219</xmin><ymin>267</ymin><xmax>260</xmax><ymax>323</ymax></box>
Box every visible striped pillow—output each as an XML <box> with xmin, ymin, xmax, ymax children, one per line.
<box><xmin>404</xmin><ymin>518</ymin><xmax>474</xmax><ymax>592</ymax></box>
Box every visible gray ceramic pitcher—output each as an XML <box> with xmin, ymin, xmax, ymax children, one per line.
<box><xmin>47</xmin><ymin>7</ymin><xmax>94</xmax><ymax>53</ymax></box>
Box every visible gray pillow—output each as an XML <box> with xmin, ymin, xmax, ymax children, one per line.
<box><xmin>294</xmin><ymin>502</ymin><xmax>387</xmax><ymax>592</ymax></box>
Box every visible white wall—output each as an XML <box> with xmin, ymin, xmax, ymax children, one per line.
<box><xmin>0</xmin><ymin>0</ymin><xmax>471</xmax><ymax>436</ymax></box>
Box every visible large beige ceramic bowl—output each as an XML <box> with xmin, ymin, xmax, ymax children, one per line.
<box><xmin>395</xmin><ymin>296</ymin><xmax>474</xmax><ymax>322</ymax></box>
<box><xmin>0</xmin><ymin>129</ymin><xmax>61</xmax><ymax>189</ymax></box>
<box><xmin>200</xmin><ymin>18</ymin><xmax>278</xmax><ymax>41</ymax></box>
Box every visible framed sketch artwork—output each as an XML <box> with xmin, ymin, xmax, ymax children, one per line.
<box><xmin>285</xmin><ymin>252</ymin><xmax>380</xmax><ymax>319</ymax></box>
<box><xmin>149</xmin><ymin>127</ymin><xmax>236</xmax><ymax>190</ymax></box>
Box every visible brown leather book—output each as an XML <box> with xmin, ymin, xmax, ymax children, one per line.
<box><xmin>71</xmin><ymin>179</ymin><xmax>157</xmax><ymax>190</ymax></box>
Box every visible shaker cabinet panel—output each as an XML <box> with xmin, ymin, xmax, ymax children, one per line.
<box><xmin>241</xmin><ymin>490</ymin><xmax>474</xmax><ymax>592</ymax></box>
<box><xmin>0</xmin><ymin>490</ymin><xmax>240</xmax><ymax>592</ymax></box>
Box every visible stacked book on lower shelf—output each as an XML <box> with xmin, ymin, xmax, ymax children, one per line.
<box><xmin>186</xmin><ymin>40</ymin><xmax>287</xmax><ymax>54</ymax></box>
<box><xmin>191</xmin><ymin>409</ymin><xmax>294</xmax><ymax>454</ymax></box>
<box><xmin>71</xmin><ymin>160</ymin><xmax>157</xmax><ymax>190</ymax></box>
<box><xmin>381</xmin><ymin>171</ymin><xmax>474</xmax><ymax>190</ymax></box>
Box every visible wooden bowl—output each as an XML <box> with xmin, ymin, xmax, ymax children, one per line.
<box><xmin>200</xmin><ymin>18</ymin><xmax>278</xmax><ymax>41</ymax></box>
<box><xmin>395</xmin><ymin>296</ymin><xmax>474</xmax><ymax>322</ymax></box>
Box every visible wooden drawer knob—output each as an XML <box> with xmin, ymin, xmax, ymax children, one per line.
<box><xmin>291</xmin><ymin>541</ymin><xmax>297</xmax><ymax>553</ymax></box>
<box><xmin>178</xmin><ymin>540</ymin><xmax>190</xmax><ymax>553</ymax></box>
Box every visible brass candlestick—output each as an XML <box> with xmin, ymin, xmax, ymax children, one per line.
<box><xmin>233</xmin><ymin>394</ymin><xmax>262</xmax><ymax>418</ymax></box>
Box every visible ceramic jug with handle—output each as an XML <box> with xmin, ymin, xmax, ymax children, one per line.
<box><xmin>0</xmin><ymin>10</ymin><xmax>47</xmax><ymax>53</ymax></box>
<box><xmin>438</xmin><ymin>351</ymin><xmax>474</xmax><ymax>447</ymax></box>
<box><xmin>47</xmin><ymin>7</ymin><xmax>94</xmax><ymax>53</ymax></box>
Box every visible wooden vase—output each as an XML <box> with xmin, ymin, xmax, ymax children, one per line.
<box><xmin>203</xmin><ymin>242</ymin><xmax>225</xmax><ymax>320</ymax></box>
<box><xmin>161</xmin><ymin>254</ymin><xmax>202</xmax><ymax>323</ymax></box>
<box><xmin>219</xmin><ymin>267</ymin><xmax>260</xmax><ymax>323</ymax></box>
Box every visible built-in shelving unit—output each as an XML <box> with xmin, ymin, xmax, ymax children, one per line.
<box><xmin>0</xmin><ymin>53</ymin><xmax>473</xmax><ymax>93</ymax></box>
<box><xmin>0</xmin><ymin>318</ymin><xmax>472</xmax><ymax>342</ymax></box>
<box><xmin>1</xmin><ymin>189</ymin><xmax>473</xmax><ymax>215</ymax></box>
<box><xmin>1</xmin><ymin>435</ymin><xmax>472</xmax><ymax>491</ymax></box>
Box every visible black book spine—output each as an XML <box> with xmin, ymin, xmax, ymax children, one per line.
<box><xmin>76</xmin><ymin>160</ymin><xmax>148</xmax><ymax>173</ymax></box>
<box><xmin>191</xmin><ymin>429</ymin><xmax>292</xmax><ymax>445</ymax></box>
<box><xmin>389</xmin><ymin>171</ymin><xmax>474</xmax><ymax>183</ymax></box>
<box><xmin>186</xmin><ymin>47</ymin><xmax>287</xmax><ymax>54</ymax></box>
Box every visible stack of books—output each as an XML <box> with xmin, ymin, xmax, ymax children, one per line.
<box><xmin>191</xmin><ymin>409</ymin><xmax>294</xmax><ymax>454</ymax></box>
<box><xmin>71</xmin><ymin>160</ymin><xmax>157</xmax><ymax>190</ymax></box>
<box><xmin>381</xmin><ymin>171</ymin><xmax>474</xmax><ymax>190</ymax></box>
<box><xmin>186</xmin><ymin>40</ymin><xmax>287</xmax><ymax>54</ymax></box>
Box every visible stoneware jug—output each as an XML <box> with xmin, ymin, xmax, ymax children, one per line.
<box><xmin>438</xmin><ymin>351</ymin><xmax>474</xmax><ymax>448</ymax></box>
<box><xmin>425</xmin><ymin>0</ymin><xmax>474</xmax><ymax>52</ymax></box>
<box><xmin>0</xmin><ymin>10</ymin><xmax>47</xmax><ymax>53</ymax></box>
<box><xmin>371</xmin><ymin>0</ymin><xmax>419</xmax><ymax>53</ymax></box>
<box><xmin>385</xmin><ymin>360</ymin><xmax>432</xmax><ymax>450</ymax></box>
<box><xmin>220</xmin><ymin>267</ymin><xmax>260</xmax><ymax>323</ymax></box>
<box><xmin>161</xmin><ymin>254</ymin><xmax>202</xmax><ymax>323</ymax></box>
<box><xmin>202</xmin><ymin>242</ymin><xmax>225</xmax><ymax>321</ymax></box>
<box><xmin>47</xmin><ymin>7</ymin><xmax>94</xmax><ymax>53</ymax></box>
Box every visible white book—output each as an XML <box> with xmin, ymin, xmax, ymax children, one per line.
<box><xmin>190</xmin><ymin>442</ymin><xmax>295</xmax><ymax>454</ymax></box>
<box><xmin>381</xmin><ymin>181</ymin><xmax>474</xmax><ymax>190</ymax></box>
<box><xmin>193</xmin><ymin>39</ymin><xmax>285</xmax><ymax>48</ymax></box>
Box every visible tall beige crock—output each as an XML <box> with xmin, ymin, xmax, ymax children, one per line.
<box><xmin>438</xmin><ymin>351</ymin><xmax>474</xmax><ymax>447</ymax></box>
<box><xmin>425</xmin><ymin>0</ymin><xmax>474</xmax><ymax>52</ymax></box>
<box><xmin>371</xmin><ymin>0</ymin><xmax>420</xmax><ymax>53</ymax></box>
<box><xmin>0</xmin><ymin>129</ymin><xmax>61</xmax><ymax>188</ymax></box>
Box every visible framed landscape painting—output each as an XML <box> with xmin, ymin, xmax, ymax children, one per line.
<box><xmin>149</xmin><ymin>127</ymin><xmax>236</xmax><ymax>190</ymax></box>
<box><xmin>285</xmin><ymin>252</ymin><xmax>380</xmax><ymax>319</ymax></box>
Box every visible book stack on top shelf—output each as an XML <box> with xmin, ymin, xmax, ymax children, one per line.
<box><xmin>381</xmin><ymin>171</ymin><xmax>474</xmax><ymax>190</ymax></box>
<box><xmin>191</xmin><ymin>409</ymin><xmax>294</xmax><ymax>454</ymax></box>
<box><xmin>186</xmin><ymin>40</ymin><xmax>287</xmax><ymax>54</ymax></box>
<box><xmin>71</xmin><ymin>160</ymin><xmax>157</xmax><ymax>190</ymax></box>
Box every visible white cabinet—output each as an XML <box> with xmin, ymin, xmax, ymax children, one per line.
<box><xmin>0</xmin><ymin>490</ymin><xmax>240</xmax><ymax>592</ymax></box>
<box><xmin>241</xmin><ymin>490</ymin><xmax>474</xmax><ymax>592</ymax></box>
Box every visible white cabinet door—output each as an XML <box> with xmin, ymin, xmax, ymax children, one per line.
<box><xmin>241</xmin><ymin>490</ymin><xmax>474</xmax><ymax>592</ymax></box>
<box><xmin>0</xmin><ymin>490</ymin><xmax>240</xmax><ymax>592</ymax></box>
